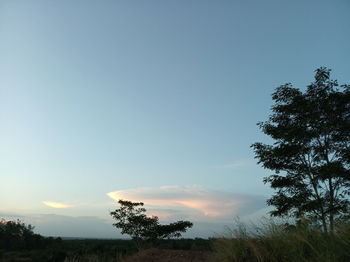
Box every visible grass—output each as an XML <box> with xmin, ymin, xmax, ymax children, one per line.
<box><xmin>213</xmin><ymin>219</ymin><xmax>350</xmax><ymax>262</ymax></box>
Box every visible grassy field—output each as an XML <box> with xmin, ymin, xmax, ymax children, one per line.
<box><xmin>213</xmin><ymin>219</ymin><xmax>350</xmax><ymax>262</ymax></box>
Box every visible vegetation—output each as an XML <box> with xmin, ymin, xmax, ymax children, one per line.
<box><xmin>213</xmin><ymin>66</ymin><xmax>350</xmax><ymax>262</ymax></box>
<box><xmin>0</xmin><ymin>231</ymin><xmax>211</xmax><ymax>262</ymax></box>
<box><xmin>0</xmin><ymin>218</ymin><xmax>66</xmax><ymax>261</ymax></box>
<box><xmin>58</xmin><ymin>238</ymin><xmax>211</xmax><ymax>262</ymax></box>
<box><xmin>0</xmin><ymin>236</ymin><xmax>135</xmax><ymax>262</ymax></box>
<box><xmin>0</xmin><ymin>218</ymin><xmax>62</xmax><ymax>250</ymax></box>
<box><xmin>252</xmin><ymin>67</ymin><xmax>350</xmax><ymax>232</ymax></box>
<box><xmin>213</xmin><ymin>219</ymin><xmax>350</xmax><ymax>262</ymax></box>
<box><xmin>110</xmin><ymin>199</ymin><xmax>193</xmax><ymax>249</ymax></box>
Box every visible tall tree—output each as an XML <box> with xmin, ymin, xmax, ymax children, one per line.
<box><xmin>252</xmin><ymin>67</ymin><xmax>350</xmax><ymax>232</ymax></box>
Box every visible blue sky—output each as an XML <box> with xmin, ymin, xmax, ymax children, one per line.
<box><xmin>1</xmin><ymin>0</ymin><xmax>349</xmax><ymax>238</ymax></box>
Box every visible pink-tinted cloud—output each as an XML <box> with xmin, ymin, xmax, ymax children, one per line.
<box><xmin>107</xmin><ymin>186</ymin><xmax>265</xmax><ymax>222</ymax></box>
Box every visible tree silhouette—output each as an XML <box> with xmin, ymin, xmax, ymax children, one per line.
<box><xmin>0</xmin><ymin>219</ymin><xmax>61</xmax><ymax>250</ymax></box>
<box><xmin>110</xmin><ymin>199</ymin><xmax>193</xmax><ymax>249</ymax></box>
<box><xmin>252</xmin><ymin>67</ymin><xmax>350</xmax><ymax>232</ymax></box>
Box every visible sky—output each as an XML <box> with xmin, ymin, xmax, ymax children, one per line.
<box><xmin>1</xmin><ymin>0</ymin><xmax>349</xmax><ymax>238</ymax></box>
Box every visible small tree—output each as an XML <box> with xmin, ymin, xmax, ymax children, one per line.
<box><xmin>110</xmin><ymin>200</ymin><xmax>193</xmax><ymax>249</ymax></box>
<box><xmin>252</xmin><ymin>67</ymin><xmax>350</xmax><ymax>232</ymax></box>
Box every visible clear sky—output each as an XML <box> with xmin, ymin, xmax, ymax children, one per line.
<box><xmin>1</xmin><ymin>0</ymin><xmax>349</xmax><ymax>238</ymax></box>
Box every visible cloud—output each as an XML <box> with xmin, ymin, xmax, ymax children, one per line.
<box><xmin>107</xmin><ymin>186</ymin><xmax>266</xmax><ymax>222</ymax></box>
<box><xmin>42</xmin><ymin>201</ymin><xmax>73</xmax><ymax>209</ymax></box>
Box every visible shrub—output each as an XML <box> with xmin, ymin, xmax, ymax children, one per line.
<box><xmin>0</xmin><ymin>218</ymin><xmax>62</xmax><ymax>250</ymax></box>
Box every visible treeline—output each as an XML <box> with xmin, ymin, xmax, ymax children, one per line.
<box><xmin>0</xmin><ymin>219</ymin><xmax>62</xmax><ymax>250</ymax></box>
<box><xmin>0</xmin><ymin>218</ymin><xmax>211</xmax><ymax>261</ymax></box>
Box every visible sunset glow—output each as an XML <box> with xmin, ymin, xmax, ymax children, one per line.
<box><xmin>107</xmin><ymin>186</ymin><xmax>263</xmax><ymax>220</ymax></box>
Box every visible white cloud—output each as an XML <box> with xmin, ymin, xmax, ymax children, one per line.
<box><xmin>42</xmin><ymin>201</ymin><xmax>73</xmax><ymax>209</ymax></box>
<box><xmin>107</xmin><ymin>186</ymin><xmax>266</xmax><ymax>222</ymax></box>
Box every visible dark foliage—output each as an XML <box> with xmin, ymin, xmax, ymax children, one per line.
<box><xmin>110</xmin><ymin>199</ymin><xmax>193</xmax><ymax>249</ymax></box>
<box><xmin>0</xmin><ymin>238</ymin><xmax>212</xmax><ymax>261</ymax></box>
<box><xmin>0</xmin><ymin>219</ymin><xmax>66</xmax><ymax>261</ymax></box>
<box><xmin>252</xmin><ymin>67</ymin><xmax>350</xmax><ymax>232</ymax></box>
<box><xmin>0</xmin><ymin>219</ymin><xmax>62</xmax><ymax>251</ymax></box>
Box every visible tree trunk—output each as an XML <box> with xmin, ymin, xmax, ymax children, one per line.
<box><xmin>328</xmin><ymin>177</ymin><xmax>334</xmax><ymax>232</ymax></box>
<box><xmin>308</xmin><ymin>171</ymin><xmax>328</xmax><ymax>232</ymax></box>
<box><xmin>320</xmin><ymin>208</ymin><xmax>328</xmax><ymax>233</ymax></box>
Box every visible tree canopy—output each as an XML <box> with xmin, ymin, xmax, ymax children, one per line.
<box><xmin>252</xmin><ymin>67</ymin><xmax>350</xmax><ymax>232</ymax></box>
<box><xmin>110</xmin><ymin>200</ymin><xmax>193</xmax><ymax>248</ymax></box>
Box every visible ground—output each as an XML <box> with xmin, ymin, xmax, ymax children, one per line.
<box><xmin>121</xmin><ymin>248</ymin><xmax>214</xmax><ymax>262</ymax></box>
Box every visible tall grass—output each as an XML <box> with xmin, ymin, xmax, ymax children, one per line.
<box><xmin>213</xmin><ymin>219</ymin><xmax>350</xmax><ymax>262</ymax></box>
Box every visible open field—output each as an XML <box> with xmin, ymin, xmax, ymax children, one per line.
<box><xmin>0</xmin><ymin>238</ymin><xmax>213</xmax><ymax>262</ymax></box>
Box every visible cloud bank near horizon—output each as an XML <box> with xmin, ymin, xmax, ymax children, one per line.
<box><xmin>0</xmin><ymin>212</ymin><xmax>233</xmax><ymax>239</ymax></box>
<box><xmin>107</xmin><ymin>186</ymin><xmax>266</xmax><ymax>222</ymax></box>
<box><xmin>0</xmin><ymin>186</ymin><xmax>268</xmax><ymax>238</ymax></box>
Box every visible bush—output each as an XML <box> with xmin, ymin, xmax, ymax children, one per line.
<box><xmin>0</xmin><ymin>218</ymin><xmax>62</xmax><ymax>250</ymax></box>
